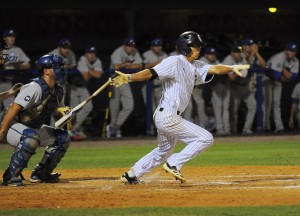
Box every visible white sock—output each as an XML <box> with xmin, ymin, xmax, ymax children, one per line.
<box><xmin>127</xmin><ymin>170</ymin><xmax>135</xmax><ymax>178</ymax></box>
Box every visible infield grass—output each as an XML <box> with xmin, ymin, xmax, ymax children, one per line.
<box><xmin>0</xmin><ymin>205</ymin><xmax>300</xmax><ymax>216</ymax></box>
<box><xmin>1</xmin><ymin>139</ymin><xmax>298</xmax><ymax>169</ymax></box>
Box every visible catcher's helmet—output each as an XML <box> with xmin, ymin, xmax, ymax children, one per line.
<box><xmin>176</xmin><ymin>31</ymin><xmax>205</xmax><ymax>55</ymax></box>
<box><xmin>36</xmin><ymin>54</ymin><xmax>68</xmax><ymax>84</ymax></box>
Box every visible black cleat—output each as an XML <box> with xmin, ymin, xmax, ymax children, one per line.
<box><xmin>120</xmin><ymin>172</ymin><xmax>144</xmax><ymax>185</ymax></box>
<box><xmin>29</xmin><ymin>172</ymin><xmax>61</xmax><ymax>183</ymax></box>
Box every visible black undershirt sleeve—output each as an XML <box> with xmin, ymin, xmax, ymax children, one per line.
<box><xmin>149</xmin><ymin>68</ymin><xmax>158</xmax><ymax>80</ymax></box>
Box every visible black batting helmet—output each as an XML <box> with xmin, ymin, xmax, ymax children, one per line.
<box><xmin>176</xmin><ymin>31</ymin><xmax>205</xmax><ymax>55</ymax></box>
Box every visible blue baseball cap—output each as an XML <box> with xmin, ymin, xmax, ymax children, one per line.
<box><xmin>241</xmin><ymin>38</ymin><xmax>254</xmax><ymax>46</ymax></box>
<box><xmin>285</xmin><ymin>42</ymin><xmax>297</xmax><ymax>52</ymax></box>
<box><xmin>85</xmin><ymin>46</ymin><xmax>97</xmax><ymax>53</ymax></box>
<box><xmin>231</xmin><ymin>45</ymin><xmax>243</xmax><ymax>53</ymax></box>
<box><xmin>58</xmin><ymin>38</ymin><xmax>71</xmax><ymax>48</ymax></box>
<box><xmin>151</xmin><ymin>38</ymin><xmax>162</xmax><ymax>46</ymax></box>
<box><xmin>123</xmin><ymin>37</ymin><xmax>136</xmax><ymax>46</ymax></box>
<box><xmin>205</xmin><ymin>47</ymin><xmax>217</xmax><ymax>55</ymax></box>
<box><xmin>3</xmin><ymin>28</ymin><xmax>16</xmax><ymax>37</ymax></box>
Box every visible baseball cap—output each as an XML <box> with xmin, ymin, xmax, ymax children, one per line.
<box><xmin>3</xmin><ymin>28</ymin><xmax>16</xmax><ymax>37</ymax></box>
<box><xmin>151</xmin><ymin>38</ymin><xmax>162</xmax><ymax>46</ymax></box>
<box><xmin>58</xmin><ymin>38</ymin><xmax>71</xmax><ymax>48</ymax></box>
<box><xmin>231</xmin><ymin>45</ymin><xmax>243</xmax><ymax>53</ymax></box>
<box><xmin>123</xmin><ymin>37</ymin><xmax>136</xmax><ymax>46</ymax></box>
<box><xmin>85</xmin><ymin>46</ymin><xmax>97</xmax><ymax>53</ymax></box>
<box><xmin>241</xmin><ymin>38</ymin><xmax>254</xmax><ymax>46</ymax></box>
<box><xmin>205</xmin><ymin>47</ymin><xmax>217</xmax><ymax>55</ymax></box>
<box><xmin>285</xmin><ymin>42</ymin><xmax>297</xmax><ymax>52</ymax></box>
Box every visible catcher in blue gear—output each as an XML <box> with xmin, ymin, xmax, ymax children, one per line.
<box><xmin>0</xmin><ymin>54</ymin><xmax>75</xmax><ymax>186</ymax></box>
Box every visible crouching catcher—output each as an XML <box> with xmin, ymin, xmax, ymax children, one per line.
<box><xmin>0</xmin><ymin>54</ymin><xmax>73</xmax><ymax>186</ymax></box>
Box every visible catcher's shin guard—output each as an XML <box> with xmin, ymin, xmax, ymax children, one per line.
<box><xmin>30</xmin><ymin>129</ymin><xmax>70</xmax><ymax>183</ymax></box>
<box><xmin>2</xmin><ymin>129</ymin><xmax>39</xmax><ymax>186</ymax></box>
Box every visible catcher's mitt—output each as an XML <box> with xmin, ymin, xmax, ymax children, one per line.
<box><xmin>53</xmin><ymin>106</ymin><xmax>76</xmax><ymax>130</ymax></box>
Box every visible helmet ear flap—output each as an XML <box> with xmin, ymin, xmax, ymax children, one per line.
<box><xmin>179</xmin><ymin>47</ymin><xmax>191</xmax><ymax>56</ymax></box>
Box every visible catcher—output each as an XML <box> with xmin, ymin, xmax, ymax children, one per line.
<box><xmin>0</xmin><ymin>54</ymin><xmax>75</xmax><ymax>186</ymax></box>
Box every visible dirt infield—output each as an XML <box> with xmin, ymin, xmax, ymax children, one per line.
<box><xmin>0</xmin><ymin>135</ymin><xmax>300</xmax><ymax>209</ymax></box>
<box><xmin>0</xmin><ymin>166</ymin><xmax>299</xmax><ymax>209</ymax></box>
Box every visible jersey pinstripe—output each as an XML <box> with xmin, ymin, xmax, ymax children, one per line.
<box><xmin>153</xmin><ymin>55</ymin><xmax>210</xmax><ymax>113</ymax></box>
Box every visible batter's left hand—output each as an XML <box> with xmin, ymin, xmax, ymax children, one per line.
<box><xmin>110</xmin><ymin>71</ymin><xmax>131</xmax><ymax>87</ymax></box>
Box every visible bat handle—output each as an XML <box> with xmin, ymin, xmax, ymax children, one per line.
<box><xmin>110</xmin><ymin>72</ymin><xmax>119</xmax><ymax>79</ymax></box>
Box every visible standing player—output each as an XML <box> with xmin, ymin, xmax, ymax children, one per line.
<box><xmin>111</xmin><ymin>31</ymin><xmax>250</xmax><ymax>184</ymax></box>
<box><xmin>106</xmin><ymin>37</ymin><xmax>143</xmax><ymax>138</ymax></box>
<box><xmin>142</xmin><ymin>38</ymin><xmax>168</xmax><ymax>135</ymax></box>
<box><xmin>48</xmin><ymin>38</ymin><xmax>77</xmax><ymax>106</ymax></box>
<box><xmin>68</xmin><ymin>46</ymin><xmax>103</xmax><ymax>141</ymax></box>
<box><xmin>263</xmin><ymin>42</ymin><xmax>299</xmax><ymax>133</ymax></box>
<box><xmin>0</xmin><ymin>54</ymin><xmax>72</xmax><ymax>186</ymax></box>
<box><xmin>289</xmin><ymin>81</ymin><xmax>300</xmax><ymax>131</ymax></box>
<box><xmin>226</xmin><ymin>45</ymin><xmax>256</xmax><ymax>135</ymax></box>
<box><xmin>1</xmin><ymin>28</ymin><xmax>31</xmax><ymax>120</ymax></box>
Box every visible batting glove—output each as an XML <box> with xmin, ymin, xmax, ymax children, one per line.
<box><xmin>110</xmin><ymin>71</ymin><xmax>132</xmax><ymax>87</ymax></box>
<box><xmin>54</xmin><ymin>106</ymin><xmax>76</xmax><ymax>130</ymax></box>
<box><xmin>232</xmin><ymin>64</ymin><xmax>250</xmax><ymax>77</ymax></box>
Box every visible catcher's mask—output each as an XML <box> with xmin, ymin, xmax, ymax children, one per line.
<box><xmin>36</xmin><ymin>54</ymin><xmax>68</xmax><ymax>84</ymax></box>
<box><xmin>176</xmin><ymin>31</ymin><xmax>206</xmax><ymax>56</ymax></box>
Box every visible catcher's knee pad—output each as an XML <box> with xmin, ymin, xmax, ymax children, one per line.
<box><xmin>54</xmin><ymin>129</ymin><xmax>70</xmax><ymax>149</ymax></box>
<box><xmin>31</xmin><ymin>129</ymin><xmax>70</xmax><ymax>180</ymax></box>
<box><xmin>7</xmin><ymin>128</ymin><xmax>39</xmax><ymax>178</ymax></box>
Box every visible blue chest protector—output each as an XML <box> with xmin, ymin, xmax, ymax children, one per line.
<box><xmin>18</xmin><ymin>78</ymin><xmax>64</xmax><ymax>129</ymax></box>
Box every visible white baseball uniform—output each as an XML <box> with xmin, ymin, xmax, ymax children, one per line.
<box><xmin>263</xmin><ymin>51</ymin><xmax>299</xmax><ymax>131</ymax></box>
<box><xmin>1</xmin><ymin>46</ymin><xmax>31</xmax><ymax>119</ymax></box>
<box><xmin>131</xmin><ymin>55</ymin><xmax>214</xmax><ymax>178</ymax></box>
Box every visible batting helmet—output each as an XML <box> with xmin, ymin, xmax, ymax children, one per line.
<box><xmin>36</xmin><ymin>54</ymin><xmax>68</xmax><ymax>84</ymax></box>
<box><xmin>176</xmin><ymin>31</ymin><xmax>205</xmax><ymax>55</ymax></box>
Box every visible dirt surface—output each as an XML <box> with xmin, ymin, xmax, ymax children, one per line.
<box><xmin>0</xmin><ymin>135</ymin><xmax>300</xmax><ymax>209</ymax></box>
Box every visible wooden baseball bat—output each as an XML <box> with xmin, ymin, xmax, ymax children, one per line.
<box><xmin>55</xmin><ymin>73</ymin><xmax>117</xmax><ymax>128</ymax></box>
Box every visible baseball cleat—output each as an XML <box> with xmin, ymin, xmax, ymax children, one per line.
<box><xmin>29</xmin><ymin>172</ymin><xmax>61</xmax><ymax>183</ymax></box>
<box><xmin>162</xmin><ymin>163</ymin><xmax>186</xmax><ymax>183</ymax></box>
<box><xmin>120</xmin><ymin>172</ymin><xmax>144</xmax><ymax>185</ymax></box>
<box><xmin>2</xmin><ymin>177</ymin><xmax>23</xmax><ymax>187</ymax></box>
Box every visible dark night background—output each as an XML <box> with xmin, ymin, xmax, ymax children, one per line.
<box><xmin>2</xmin><ymin>0</ymin><xmax>300</xmax><ymax>137</ymax></box>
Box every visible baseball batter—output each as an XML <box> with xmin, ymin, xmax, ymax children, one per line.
<box><xmin>0</xmin><ymin>54</ymin><xmax>72</xmax><ymax>186</ymax></box>
<box><xmin>111</xmin><ymin>31</ymin><xmax>250</xmax><ymax>184</ymax></box>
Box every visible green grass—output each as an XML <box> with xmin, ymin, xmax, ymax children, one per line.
<box><xmin>1</xmin><ymin>139</ymin><xmax>298</xmax><ymax>170</ymax></box>
<box><xmin>0</xmin><ymin>206</ymin><xmax>300</xmax><ymax>216</ymax></box>
<box><xmin>0</xmin><ymin>139</ymin><xmax>299</xmax><ymax>215</ymax></box>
